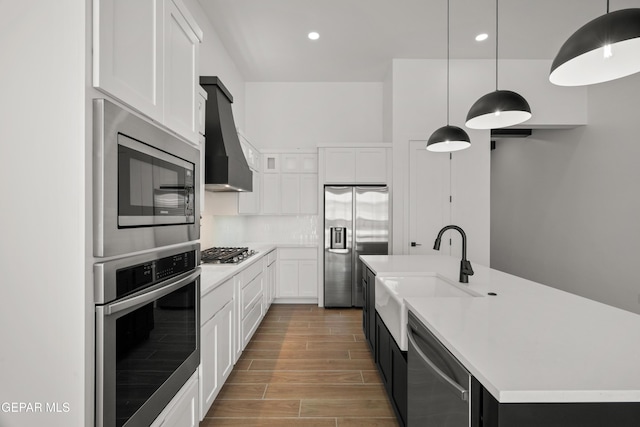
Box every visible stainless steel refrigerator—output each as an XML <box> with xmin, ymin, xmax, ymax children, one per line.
<box><xmin>324</xmin><ymin>186</ymin><xmax>389</xmax><ymax>307</ymax></box>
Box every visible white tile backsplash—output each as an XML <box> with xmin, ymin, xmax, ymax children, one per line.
<box><xmin>202</xmin><ymin>215</ymin><xmax>319</xmax><ymax>247</ymax></box>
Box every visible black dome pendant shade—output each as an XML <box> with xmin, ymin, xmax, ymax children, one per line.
<box><xmin>465</xmin><ymin>90</ymin><xmax>531</xmax><ymax>129</ymax></box>
<box><xmin>427</xmin><ymin>125</ymin><xmax>471</xmax><ymax>152</ymax></box>
<box><xmin>550</xmin><ymin>7</ymin><xmax>640</xmax><ymax>86</ymax></box>
<box><xmin>465</xmin><ymin>0</ymin><xmax>532</xmax><ymax>129</ymax></box>
<box><xmin>427</xmin><ymin>0</ymin><xmax>471</xmax><ymax>153</ymax></box>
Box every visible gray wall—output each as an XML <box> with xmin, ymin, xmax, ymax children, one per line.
<box><xmin>491</xmin><ymin>72</ymin><xmax>640</xmax><ymax>315</ymax></box>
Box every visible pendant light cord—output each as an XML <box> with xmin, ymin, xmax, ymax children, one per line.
<box><xmin>495</xmin><ymin>0</ymin><xmax>499</xmax><ymax>90</ymax></box>
<box><xmin>607</xmin><ymin>0</ymin><xmax>610</xmax><ymax>13</ymax></box>
<box><xmin>447</xmin><ymin>0</ymin><xmax>450</xmax><ymax>125</ymax></box>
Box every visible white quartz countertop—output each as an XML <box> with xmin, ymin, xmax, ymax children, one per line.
<box><xmin>200</xmin><ymin>243</ymin><xmax>277</xmax><ymax>296</ymax></box>
<box><xmin>360</xmin><ymin>254</ymin><xmax>640</xmax><ymax>403</ymax></box>
<box><xmin>200</xmin><ymin>242</ymin><xmax>317</xmax><ymax>296</ymax></box>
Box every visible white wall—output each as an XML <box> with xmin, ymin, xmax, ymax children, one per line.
<box><xmin>245</xmin><ymin>82</ymin><xmax>384</xmax><ymax>149</ymax></box>
<box><xmin>390</xmin><ymin>59</ymin><xmax>588</xmax><ymax>263</ymax></box>
<box><xmin>491</xmin><ymin>72</ymin><xmax>640</xmax><ymax>315</ymax></box>
<box><xmin>0</xmin><ymin>2</ymin><xmax>88</xmax><ymax>426</ymax></box>
<box><xmin>498</xmin><ymin>60</ymin><xmax>587</xmax><ymax>128</ymax></box>
<box><xmin>391</xmin><ymin>59</ymin><xmax>493</xmax><ymax>264</ymax></box>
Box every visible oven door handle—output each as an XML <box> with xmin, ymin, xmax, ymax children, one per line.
<box><xmin>407</xmin><ymin>325</ymin><xmax>469</xmax><ymax>402</ymax></box>
<box><xmin>104</xmin><ymin>268</ymin><xmax>201</xmax><ymax>316</ymax></box>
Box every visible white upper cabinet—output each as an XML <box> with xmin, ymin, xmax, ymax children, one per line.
<box><xmin>263</xmin><ymin>153</ymin><xmax>280</xmax><ymax>173</ymax></box>
<box><xmin>324</xmin><ymin>148</ymin><xmax>356</xmax><ymax>182</ymax></box>
<box><xmin>93</xmin><ymin>0</ymin><xmax>202</xmax><ymax>144</ymax></box>
<box><xmin>300</xmin><ymin>153</ymin><xmax>318</xmax><ymax>173</ymax></box>
<box><xmin>163</xmin><ymin>0</ymin><xmax>201</xmax><ymax>143</ymax></box>
<box><xmin>281</xmin><ymin>153</ymin><xmax>299</xmax><ymax>173</ymax></box>
<box><xmin>281</xmin><ymin>153</ymin><xmax>318</xmax><ymax>173</ymax></box>
<box><xmin>93</xmin><ymin>0</ymin><xmax>164</xmax><ymax>122</ymax></box>
<box><xmin>280</xmin><ymin>174</ymin><xmax>301</xmax><ymax>214</ymax></box>
<box><xmin>199</xmin><ymin>135</ymin><xmax>205</xmax><ymax>214</ymax></box>
<box><xmin>238</xmin><ymin>132</ymin><xmax>262</xmax><ymax>214</ymax></box>
<box><xmin>299</xmin><ymin>174</ymin><xmax>318</xmax><ymax>214</ymax></box>
<box><xmin>355</xmin><ymin>148</ymin><xmax>387</xmax><ymax>183</ymax></box>
<box><xmin>261</xmin><ymin>173</ymin><xmax>280</xmax><ymax>214</ymax></box>
<box><xmin>239</xmin><ymin>132</ymin><xmax>261</xmax><ymax>172</ymax></box>
<box><xmin>197</xmin><ymin>86</ymin><xmax>207</xmax><ymax>136</ymax></box>
<box><xmin>238</xmin><ymin>171</ymin><xmax>261</xmax><ymax>214</ymax></box>
<box><xmin>323</xmin><ymin>147</ymin><xmax>390</xmax><ymax>184</ymax></box>
<box><xmin>258</xmin><ymin>150</ymin><xmax>318</xmax><ymax>215</ymax></box>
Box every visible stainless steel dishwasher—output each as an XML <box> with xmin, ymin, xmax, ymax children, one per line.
<box><xmin>407</xmin><ymin>311</ymin><xmax>471</xmax><ymax>426</ymax></box>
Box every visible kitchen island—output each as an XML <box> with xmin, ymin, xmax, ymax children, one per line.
<box><xmin>360</xmin><ymin>254</ymin><xmax>640</xmax><ymax>425</ymax></box>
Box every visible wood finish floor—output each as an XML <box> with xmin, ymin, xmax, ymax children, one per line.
<box><xmin>201</xmin><ymin>304</ymin><xmax>399</xmax><ymax>427</ymax></box>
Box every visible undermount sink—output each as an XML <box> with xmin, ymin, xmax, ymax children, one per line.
<box><xmin>375</xmin><ymin>274</ymin><xmax>482</xmax><ymax>351</ymax></box>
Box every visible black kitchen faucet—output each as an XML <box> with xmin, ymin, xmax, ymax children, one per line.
<box><xmin>433</xmin><ymin>225</ymin><xmax>474</xmax><ymax>283</ymax></box>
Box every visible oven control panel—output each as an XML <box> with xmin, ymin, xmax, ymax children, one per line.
<box><xmin>116</xmin><ymin>250</ymin><xmax>196</xmax><ymax>299</ymax></box>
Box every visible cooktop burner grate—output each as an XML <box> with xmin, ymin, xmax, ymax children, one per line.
<box><xmin>201</xmin><ymin>247</ymin><xmax>255</xmax><ymax>264</ymax></box>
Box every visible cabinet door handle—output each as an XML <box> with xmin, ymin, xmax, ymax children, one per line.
<box><xmin>411</xmin><ymin>242</ymin><xmax>422</xmax><ymax>247</ymax></box>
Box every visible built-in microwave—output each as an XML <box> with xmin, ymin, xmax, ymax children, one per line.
<box><xmin>94</xmin><ymin>99</ymin><xmax>200</xmax><ymax>257</ymax></box>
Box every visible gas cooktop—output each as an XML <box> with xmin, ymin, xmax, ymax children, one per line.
<box><xmin>200</xmin><ymin>247</ymin><xmax>256</xmax><ymax>264</ymax></box>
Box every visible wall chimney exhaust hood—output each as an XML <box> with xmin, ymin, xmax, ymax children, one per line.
<box><xmin>200</xmin><ymin>76</ymin><xmax>252</xmax><ymax>192</ymax></box>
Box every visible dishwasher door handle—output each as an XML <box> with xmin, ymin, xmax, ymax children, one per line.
<box><xmin>407</xmin><ymin>327</ymin><xmax>469</xmax><ymax>402</ymax></box>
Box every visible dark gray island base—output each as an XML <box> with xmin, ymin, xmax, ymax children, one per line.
<box><xmin>478</xmin><ymin>390</ymin><xmax>640</xmax><ymax>427</ymax></box>
<box><xmin>363</xmin><ymin>264</ymin><xmax>408</xmax><ymax>426</ymax></box>
<box><xmin>361</xmin><ymin>261</ymin><xmax>640</xmax><ymax>427</ymax></box>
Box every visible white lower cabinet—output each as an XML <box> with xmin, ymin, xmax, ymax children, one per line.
<box><xmin>263</xmin><ymin>250</ymin><xmax>277</xmax><ymax>310</ymax></box>
<box><xmin>237</xmin><ymin>261</ymin><xmax>264</xmax><ymax>352</ymax></box>
<box><xmin>242</xmin><ymin>299</ymin><xmax>263</xmax><ymax>348</ymax></box>
<box><xmin>199</xmin><ymin>278</ymin><xmax>234</xmax><ymax>419</ymax></box>
<box><xmin>277</xmin><ymin>248</ymin><xmax>318</xmax><ymax>301</ymax></box>
<box><xmin>195</xmin><ymin>250</ymin><xmax>289</xmax><ymax>421</ymax></box>
<box><xmin>151</xmin><ymin>371</ymin><xmax>199</xmax><ymax>427</ymax></box>
<box><xmin>298</xmin><ymin>260</ymin><xmax>318</xmax><ymax>297</ymax></box>
<box><xmin>278</xmin><ymin>260</ymin><xmax>299</xmax><ymax>298</ymax></box>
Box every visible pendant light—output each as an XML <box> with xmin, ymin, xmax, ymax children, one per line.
<box><xmin>465</xmin><ymin>0</ymin><xmax>531</xmax><ymax>129</ymax></box>
<box><xmin>550</xmin><ymin>2</ymin><xmax>640</xmax><ymax>86</ymax></box>
<box><xmin>427</xmin><ymin>0</ymin><xmax>471</xmax><ymax>153</ymax></box>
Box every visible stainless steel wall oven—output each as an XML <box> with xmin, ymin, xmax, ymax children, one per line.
<box><xmin>95</xmin><ymin>243</ymin><xmax>201</xmax><ymax>427</ymax></box>
<box><xmin>93</xmin><ymin>99</ymin><xmax>200</xmax><ymax>257</ymax></box>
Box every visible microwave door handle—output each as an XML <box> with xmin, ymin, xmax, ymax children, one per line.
<box><xmin>407</xmin><ymin>326</ymin><xmax>469</xmax><ymax>402</ymax></box>
<box><xmin>105</xmin><ymin>268</ymin><xmax>201</xmax><ymax>316</ymax></box>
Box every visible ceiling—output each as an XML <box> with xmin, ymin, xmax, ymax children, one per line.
<box><xmin>198</xmin><ymin>0</ymin><xmax>640</xmax><ymax>82</ymax></box>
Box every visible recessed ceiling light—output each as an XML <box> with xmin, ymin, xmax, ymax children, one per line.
<box><xmin>308</xmin><ymin>32</ymin><xmax>320</xmax><ymax>40</ymax></box>
<box><xmin>475</xmin><ymin>33</ymin><xmax>489</xmax><ymax>42</ymax></box>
